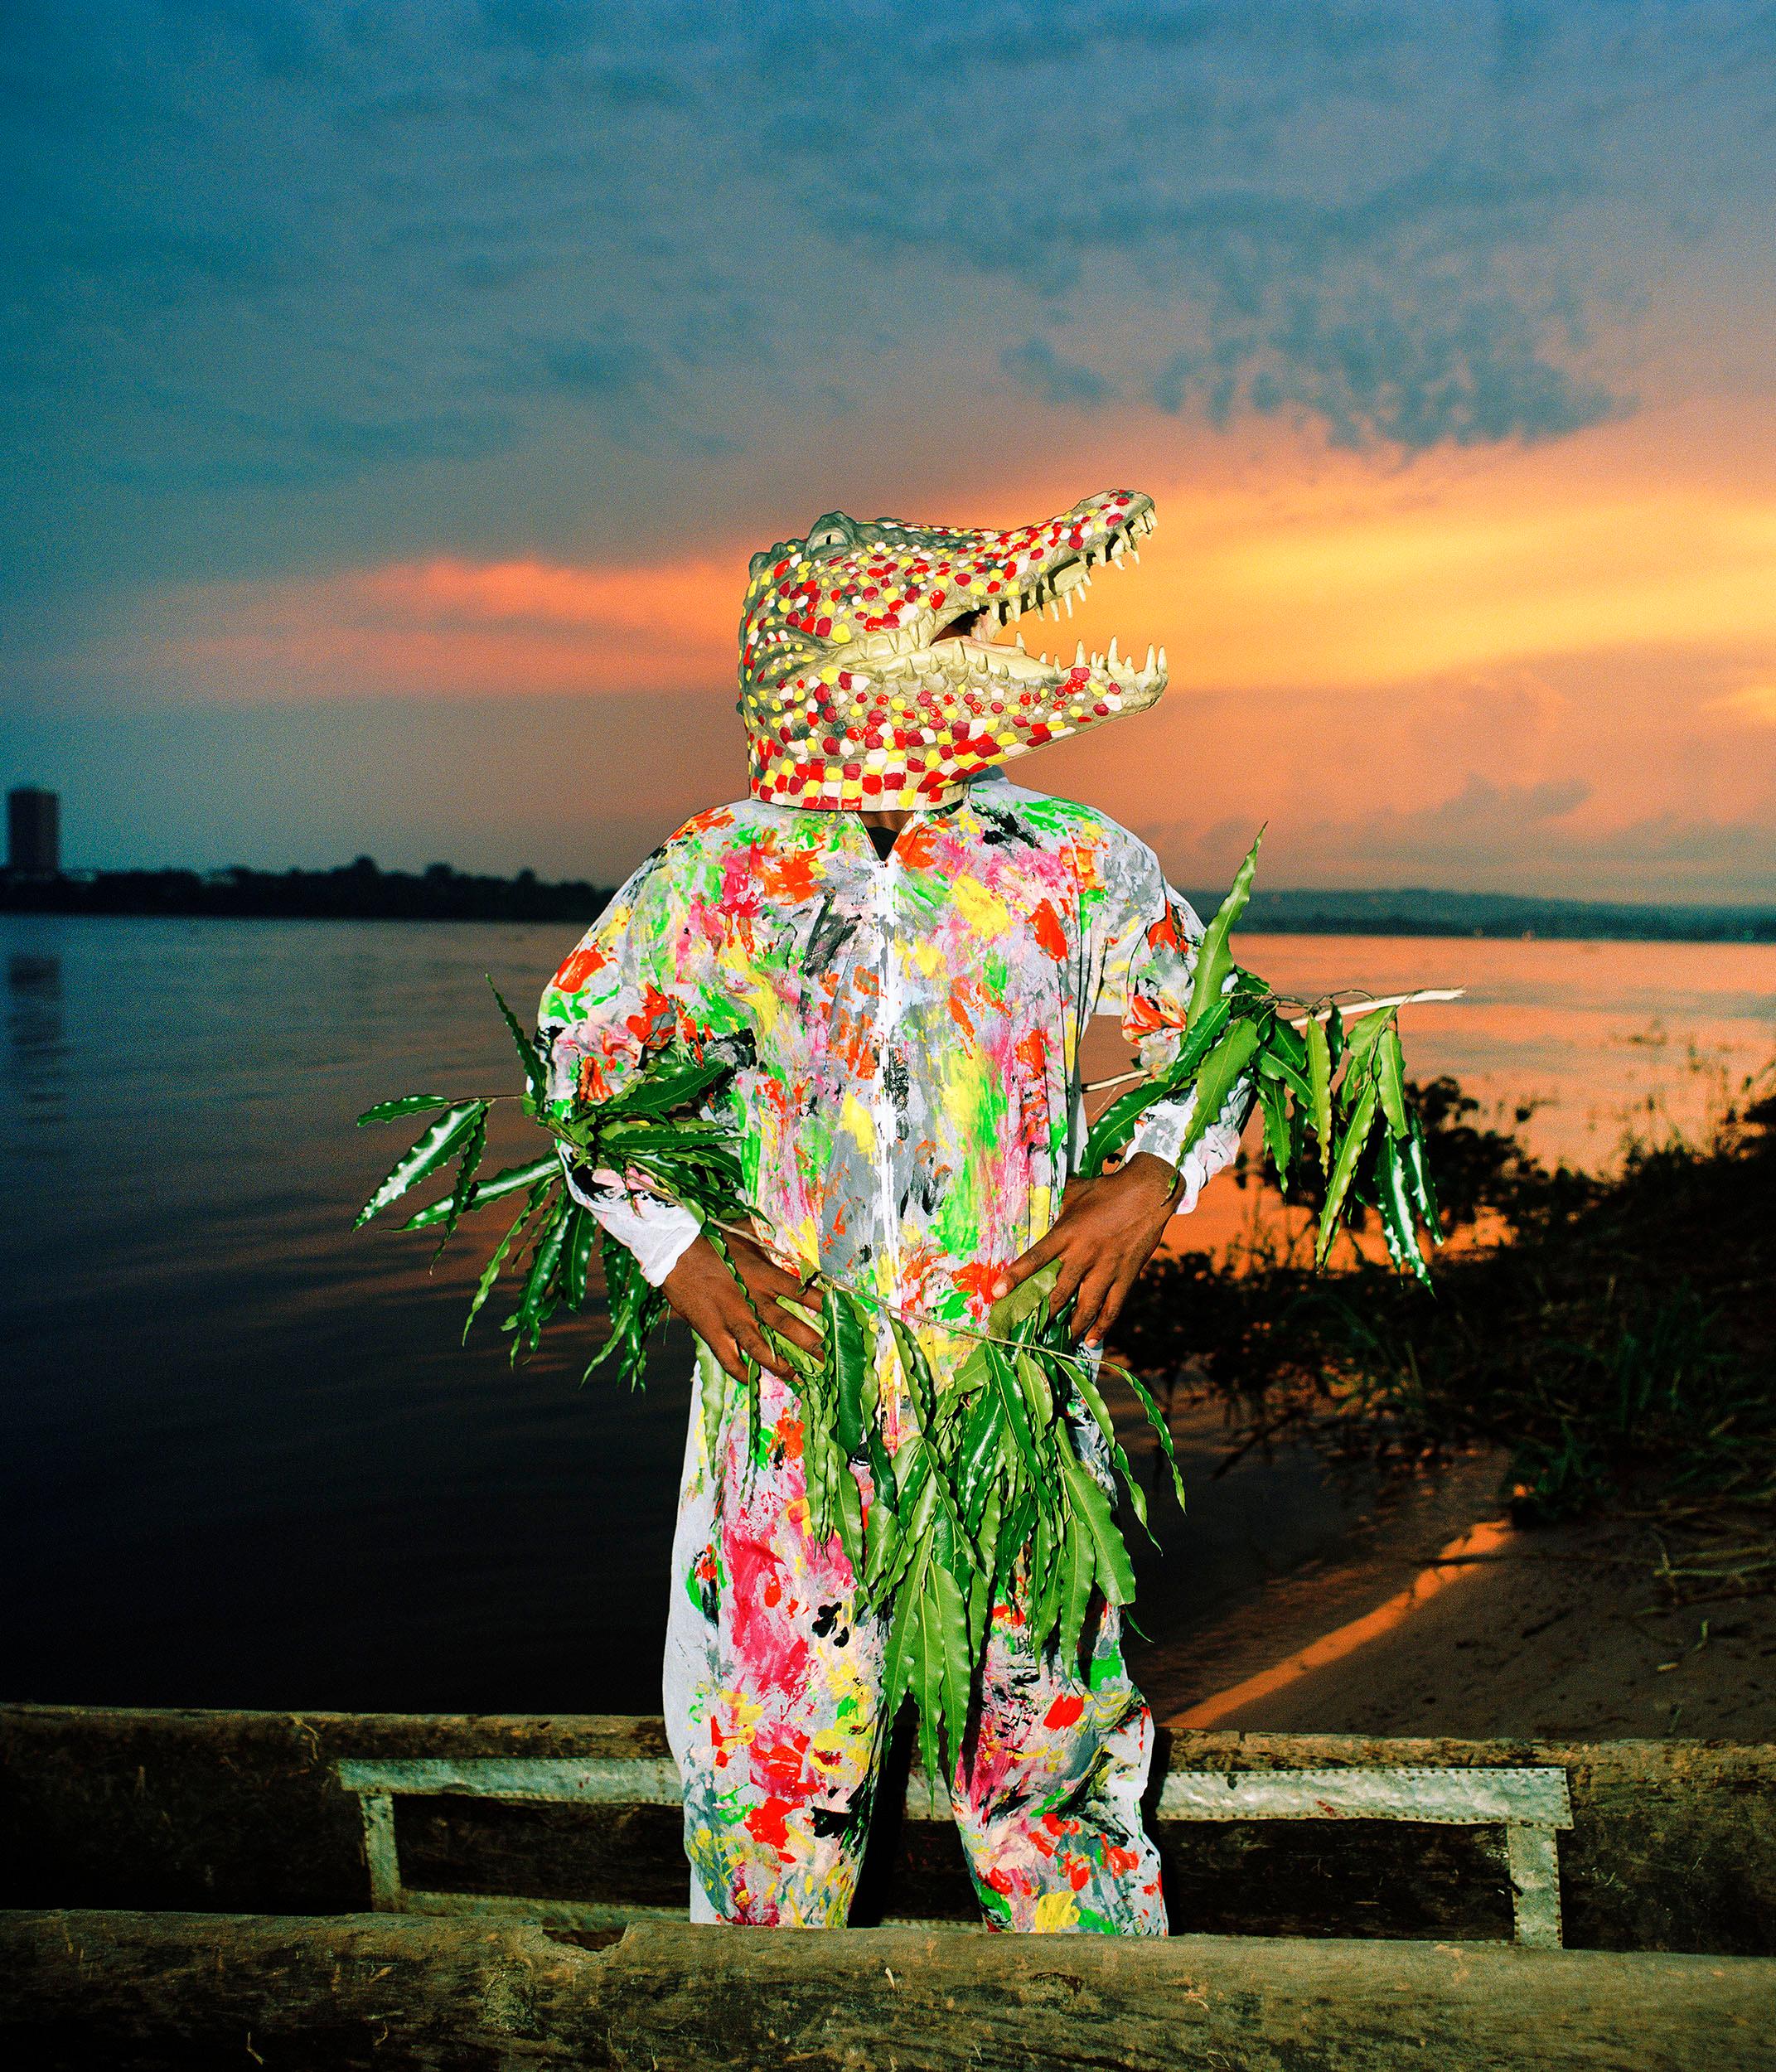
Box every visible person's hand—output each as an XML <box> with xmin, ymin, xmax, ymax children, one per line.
<box><xmin>660</xmin><ymin>1227</ymin><xmax>823</xmax><ymax>1383</ymax></box>
<box><xmin>990</xmin><ymin>1153</ymin><xmax>1183</xmax><ymax>1348</ymax></box>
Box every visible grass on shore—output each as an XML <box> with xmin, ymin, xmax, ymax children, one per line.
<box><xmin>1113</xmin><ymin>1063</ymin><xmax>1776</xmax><ymax>1604</ymax></box>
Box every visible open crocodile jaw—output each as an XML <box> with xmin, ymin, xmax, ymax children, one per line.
<box><xmin>872</xmin><ymin>495</ymin><xmax>1167</xmax><ymax>724</ymax></box>
<box><xmin>738</xmin><ymin>489</ymin><xmax>1169</xmax><ymax>811</ymax></box>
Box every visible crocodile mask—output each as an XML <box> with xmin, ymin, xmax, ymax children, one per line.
<box><xmin>738</xmin><ymin>489</ymin><xmax>1165</xmax><ymax>811</ymax></box>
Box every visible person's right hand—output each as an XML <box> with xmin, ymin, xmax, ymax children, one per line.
<box><xmin>660</xmin><ymin>1227</ymin><xmax>823</xmax><ymax>1383</ymax></box>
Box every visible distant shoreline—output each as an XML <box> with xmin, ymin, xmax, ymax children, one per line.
<box><xmin>2</xmin><ymin>865</ymin><xmax>1773</xmax><ymax>942</ymax></box>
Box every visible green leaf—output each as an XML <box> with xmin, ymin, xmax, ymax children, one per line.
<box><xmin>1377</xmin><ymin>1136</ymin><xmax>1432</xmax><ymax>1287</ymax></box>
<box><xmin>1029</xmin><ymin>1507</ymin><xmax>1065</xmax><ymax>1655</ymax></box>
<box><xmin>697</xmin><ymin>1335</ymin><xmax>728</xmax><ymax>1469</ymax></box>
<box><xmin>1376</xmin><ymin>1025</ymin><xmax>1411</xmax><ymax>1140</ymax></box>
<box><xmin>1325</xmin><ymin>1002</ymin><xmax>1345</xmax><ymax>1069</ymax></box>
<box><xmin>505</xmin><ymin>1190</ymin><xmax>570</xmax><ymax>1360</ymax></box>
<box><xmin>1078</xmin><ymin>995</ymin><xmax>1231</xmax><ymax>1178</ymax></box>
<box><xmin>828</xmin><ymin>1285</ymin><xmax>871</xmax><ymax>1458</ymax></box>
<box><xmin>1404</xmin><ymin>1111</ymin><xmax>1445</xmax><ymax>1243</ymax></box>
<box><xmin>356</xmin><ymin>1094</ymin><xmax>460</xmax><ymax>1126</ymax></box>
<box><xmin>1058</xmin><ymin>1510</ymin><xmax>1096</xmax><ymax>1669</ymax></box>
<box><xmin>1256</xmin><ymin>1073</ymin><xmax>1293</xmax><ymax>1192</ymax></box>
<box><xmin>564</xmin><ymin>1206</ymin><xmax>598</xmax><ymax>1309</ymax></box>
<box><xmin>1185</xmin><ymin>828</ymin><xmax>1263</xmax><ymax>1030</ymax></box>
<box><xmin>1316</xmin><ymin>1076</ymin><xmax>1381</xmax><ymax>1266</ymax></box>
<box><xmin>915</xmin><ymin>1584</ymin><xmax>946</xmax><ymax>1789</ymax></box>
<box><xmin>985</xmin><ymin>1343</ymin><xmax>1040</xmax><ymax>1476</ymax></box>
<box><xmin>932</xmin><ymin>1538</ymin><xmax>974</xmax><ymax>1767</ymax></box>
<box><xmin>487</xmin><ymin>976</ymin><xmax>546</xmax><ymax>1103</ymax></box>
<box><xmin>1174</xmin><ymin>1015</ymin><xmax>1263</xmax><ymax>1162</ymax></box>
<box><xmin>1264</xmin><ymin>1018</ymin><xmax>1309</xmax><ymax>1072</ymax></box>
<box><xmin>462</xmin><ymin>1179</ymin><xmax>550</xmax><ymax>1344</ymax></box>
<box><xmin>881</xmin><ymin>1539</ymin><xmax>932</xmax><ymax>1713</ymax></box>
<box><xmin>888</xmin><ymin>1316</ymin><xmax>935</xmax><ymax>1433</ymax></box>
<box><xmin>1108</xmin><ymin>1358</ymin><xmax>1187</xmax><ymax>1513</ymax></box>
<box><xmin>602</xmin><ymin>1053</ymin><xmax>733</xmax><ymax>1119</ymax></box>
<box><xmin>583</xmin><ymin>1232</ymin><xmax>653</xmax><ymax>1386</ymax></box>
<box><xmin>1057</xmin><ymin>1439</ymin><xmax>1137</xmax><ymax>1606</ymax></box>
<box><xmin>1304</xmin><ymin>1016</ymin><xmax>1333</xmax><ymax>1174</ymax></box>
<box><xmin>1256</xmin><ymin>1049</ymin><xmax>1314</xmax><ymax>1103</ymax></box>
<box><xmin>429</xmin><ymin>1103</ymin><xmax>489</xmax><ymax>1258</ymax></box>
<box><xmin>1071</xmin><ymin>1362</ymin><xmax>1148</xmax><ymax>1535</ymax></box>
<box><xmin>1340</xmin><ymin>1004</ymin><xmax>1396</xmax><ymax>1073</ymax></box>
<box><xmin>835</xmin><ymin>1460</ymin><xmax>866</xmax><ymax>1574</ymax></box>
<box><xmin>402</xmin><ymin>1153</ymin><xmax>561</xmax><ymax>1230</ymax></box>
<box><xmin>356</xmin><ymin>1101</ymin><xmax>485</xmax><ymax>1228</ymax></box>
<box><xmin>1016</xmin><ymin>1350</ymin><xmax>1055</xmax><ymax>1431</ymax></box>
<box><xmin>986</xmin><ymin>1257</ymin><xmax>1059</xmax><ymax>1339</ymax></box>
<box><xmin>956</xmin><ymin>1389</ymin><xmax>1004</xmax><ymax>1534</ymax></box>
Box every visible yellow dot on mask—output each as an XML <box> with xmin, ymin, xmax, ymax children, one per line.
<box><xmin>833</xmin><ymin>624</ymin><xmax>851</xmax><ymax>641</ymax></box>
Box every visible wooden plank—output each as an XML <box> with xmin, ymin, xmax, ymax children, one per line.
<box><xmin>337</xmin><ymin>1755</ymin><xmax>684</xmax><ymax>1803</ymax></box>
<box><xmin>6</xmin><ymin>1705</ymin><xmax>1775</xmax><ymax>1952</ymax></box>
<box><xmin>3</xmin><ymin>1909</ymin><xmax>1773</xmax><ymax>2071</ymax></box>
<box><xmin>1156</xmin><ymin>1765</ymin><xmax>1572</xmax><ymax>1825</ymax></box>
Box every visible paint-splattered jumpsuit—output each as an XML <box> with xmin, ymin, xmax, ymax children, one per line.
<box><xmin>537</xmin><ymin>772</ymin><xmax>1242</xmax><ymax>1931</ymax></box>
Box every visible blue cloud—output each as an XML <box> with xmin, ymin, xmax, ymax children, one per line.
<box><xmin>1000</xmin><ymin>339</ymin><xmax>1112</xmax><ymax>409</ymax></box>
<box><xmin>0</xmin><ymin>0</ymin><xmax>1768</xmax><ymax>595</ymax></box>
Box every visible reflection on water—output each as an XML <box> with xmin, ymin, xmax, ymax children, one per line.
<box><xmin>2</xmin><ymin>914</ymin><xmax>1772</xmax><ymax>1714</ymax></box>
<box><xmin>7</xmin><ymin>950</ymin><xmax>67</xmax><ymax>1096</ymax></box>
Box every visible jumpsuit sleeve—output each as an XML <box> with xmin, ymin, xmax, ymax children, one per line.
<box><xmin>535</xmin><ymin>854</ymin><xmax>703</xmax><ymax>1287</ymax></box>
<box><xmin>1093</xmin><ymin>835</ymin><xmax>1253</xmax><ymax>1215</ymax></box>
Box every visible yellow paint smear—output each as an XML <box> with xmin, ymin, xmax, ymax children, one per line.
<box><xmin>1167</xmin><ymin>1515</ymin><xmax>1514</xmax><ymax>1731</ymax></box>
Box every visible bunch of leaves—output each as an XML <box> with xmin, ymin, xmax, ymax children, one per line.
<box><xmin>355</xmin><ymin>978</ymin><xmax>753</xmax><ymax>1387</ymax></box>
<box><xmin>1078</xmin><ymin>831</ymin><xmax>1444</xmax><ymax>1285</ymax></box>
<box><xmin>713</xmin><ymin>1255</ymin><xmax>1184</xmax><ymax>1785</ymax></box>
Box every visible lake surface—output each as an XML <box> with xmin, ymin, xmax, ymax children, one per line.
<box><xmin>4</xmin><ymin>914</ymin><xmax>1773</xmax><ymax>1716</ymax></box>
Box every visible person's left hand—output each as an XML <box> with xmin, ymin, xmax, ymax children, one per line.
<box><xmin>990</xmin><ymin>1152</ymin><xmax>1183</xmax><ymax>1348</ymax></box>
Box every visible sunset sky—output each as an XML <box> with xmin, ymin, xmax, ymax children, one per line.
<box><xmin>4</xmin><ymin>2</ymin><xmax>1774</xmax><ymax>900</ymax></box>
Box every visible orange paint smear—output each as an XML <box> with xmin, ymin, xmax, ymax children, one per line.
<box><xmin>1166</xmin><ymin>1514</ymin><xmax>1514</xmax><ymax>1731</ymax></box>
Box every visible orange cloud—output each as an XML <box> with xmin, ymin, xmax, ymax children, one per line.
<box><xmin>1055</xmin><ymin>404</ymin><xmax>1776</xmax><ymax>695</ymax></box>
<box><xmin>108</xmin><ymin>403</ymin><xmax>1776</xmax><ymax>719</ymax></box>
<box><xmin>1708</xmin><ymin>684</ymin><xmax>1776</xmax><ymax>730</ymax></box>
<box><xmin>123</xmin><ymin>553</ymin><xmax>743</xmax><ymax>702</ymax></box>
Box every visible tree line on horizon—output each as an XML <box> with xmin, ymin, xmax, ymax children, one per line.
<box><xmin>2</xmin><ymin>854</ymin><xmax>1772</xmax><ymax>940</ymax></box>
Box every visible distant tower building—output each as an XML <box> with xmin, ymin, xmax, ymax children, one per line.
<box><xmin>7</xmin><ymin>787</ymin><xmax>60</xmax><ymax>879</ymax></box>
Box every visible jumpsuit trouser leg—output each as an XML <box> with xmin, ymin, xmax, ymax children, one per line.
<box><xmin>663</xmin><ymin>1361</ymin><xmax>1168</xmax><ymax>1933</ymax></box>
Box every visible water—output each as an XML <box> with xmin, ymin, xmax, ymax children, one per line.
<box><xmin>4</xmin><ymin>915</ymin><xmax>1772</xmax><ymax>1716</ymax></box>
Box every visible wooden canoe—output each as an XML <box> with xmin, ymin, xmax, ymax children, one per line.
<box><xmin>5</xmin><ymin>1702</ymin><xmax>1776</xmax><ymax>2069</ymax></box>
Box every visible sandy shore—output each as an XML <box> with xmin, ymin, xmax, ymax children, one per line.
<box><xmin>1148</xmin><ymin>1508</ymin><xmax>1776</xmax><ymax>1741</ymax></box>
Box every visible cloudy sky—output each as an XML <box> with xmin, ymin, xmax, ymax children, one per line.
<box><xmin>4</xmin><ymin>0</ymin><xmax>1774</xmax><ymax>898</ymax></box>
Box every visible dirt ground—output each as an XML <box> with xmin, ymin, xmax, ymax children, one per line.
<box><xmin>1145</xmin><ymin>1508</ymin><xmax>1776</xmax><ymax>1743</ymax></box>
